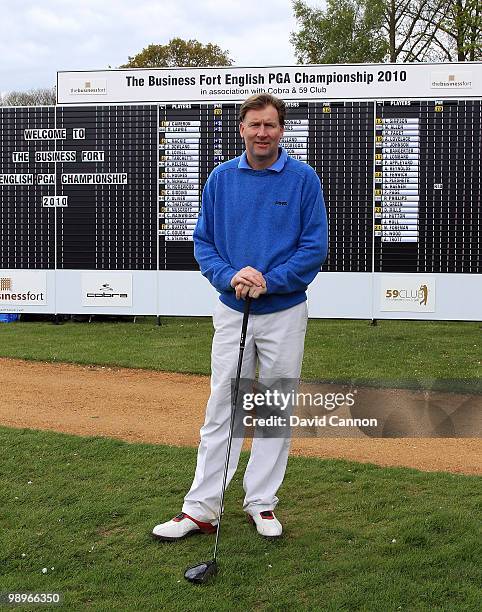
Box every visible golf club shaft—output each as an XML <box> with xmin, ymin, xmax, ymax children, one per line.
<box><xmin>213</xmin><ymin>296</ymin><xmax>251</xmax><ymax>562</ymax></box>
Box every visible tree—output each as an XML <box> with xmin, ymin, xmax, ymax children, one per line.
<box><xmin>413</xmin><ymin>0</ymin><xmax>482</xmax><ymax>61</ymax></box>
<box><xmin>381</xmin><ymin>0</ymin><xmax>448</xmax><ymax>62</ymax></box>
<box><xmin>1</xmin><ymin>87</ymin><xmax>56</xmax><ymax>106</ymax></box>
<box><xmin>291</xmin><ymin>0</ymin><xmax>480</xmax><ymax>63</ymax></box>
<box><xmin>120</xmin><ymin>37</ymin><xmax>233</xmax><ymax>68</ymax></box>
<box><xmin>291</xmin><ymin>0</ymin><xmax>388</xmax><ymax>64</ymax></box>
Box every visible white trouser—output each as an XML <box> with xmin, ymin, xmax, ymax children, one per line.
<box><xmin>182</xmin><ymin>300</ymin><xmax>308</xmax><ymax>522</ymax></box>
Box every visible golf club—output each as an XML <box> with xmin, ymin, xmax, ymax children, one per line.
<box><xmin>184</xmin><ymin>295</ymin><xmax>251</xmax><ymax>584</ymax></box>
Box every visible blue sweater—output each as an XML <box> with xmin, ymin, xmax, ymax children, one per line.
<box><xmin>193</xmin><ymin>147</ymin><xmax>328</xmax><ymax>315</ymax></box>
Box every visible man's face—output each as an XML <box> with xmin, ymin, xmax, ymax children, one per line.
<box><xmin>239</xmin><ymin>105</ymin><xmax>284</xmax><ymax>169</ymax></box>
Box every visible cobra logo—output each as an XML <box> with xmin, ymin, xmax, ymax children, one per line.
<box><xmin>86</xmin><ymin>283</ymin><xmax>128</xmax><ymax>298</ymax></box>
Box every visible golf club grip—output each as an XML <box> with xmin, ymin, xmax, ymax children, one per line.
<box><xmin>240</xmin><ymin>296</ymin><xmax>251</xmax><ymax>348</ymax></box>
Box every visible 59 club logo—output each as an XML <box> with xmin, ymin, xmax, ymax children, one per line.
<box><xmin>385</xmin><ymin>284</ymin><xmax>429</xmax><ymax>306</ymax></box>
<box><xmin>380</xmin><ymin>277</ymin><xmax>435</xmax><ymax>312</ymax></box>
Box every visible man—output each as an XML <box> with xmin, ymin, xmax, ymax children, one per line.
<box><xmin>152</xmin><ymin>93</ymin><xmax>328</xmax><ymax>540</ymax></box>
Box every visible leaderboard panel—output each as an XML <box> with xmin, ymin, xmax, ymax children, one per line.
<box><xmin>158</xmin><ymin>103</ymin><xmax>243</xmax><ymax>270</ymax></box>
<box><xmin>1</xmin><ymin>98</ymin><xmax>481</xmax><ymax>280</ymax></box>
<box><xmin>0</xmin><ymin>105</ymin><xmax>157</xmax><ymax>271</ymax></box>
<box><xmin>374</xmin><ymin>100</ymin><xmax>480</xmax><ymax>274</ymax></box>
<box><xmin>158</xmin><ymin>102</ymin><xmax>316</xmax><ymax>269</ymax></box>
<box><xmin>313</xmin><ymin>101</ymin><xmax>373</xmax><ymax>273</ymax></box>
<box><xmin>0</xmin><ymin>107</ymin><xmax>56</xmax><ymax>269</ymax></box>
<box><xmin>56</xmin><ymin>105</ymin><xmax>157</xmax><ymax>270</ymax></box>
<box><xmin>158</xmin><ymin>101</ymin><xmax>374</xmax><ymax>273</ymax></box>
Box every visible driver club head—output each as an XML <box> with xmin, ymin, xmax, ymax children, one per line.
<box><xmin>184</xmin><ymin>559</ymin><xmax>218</xmax><ymax>584</ymax></box>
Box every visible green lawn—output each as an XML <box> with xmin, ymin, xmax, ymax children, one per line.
<box><xmin>0</xmin><ymin>427</ymin><xmax>480</xmax><ymax>611</ymax></box>
<box><xmin>0</xmin><ymin>317</ymin><xmax>480</xmax><ymax>384</ymax></box>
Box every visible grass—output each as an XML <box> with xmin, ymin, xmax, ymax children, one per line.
<box><xmin>0</xmin><ymin>427</ymin><xmax>481</xmax><ymax>611</ymax></box>
<box><xmin>0</xmin><ymin>317</ymin><xmax>480</xmax><ymax>385</ymax></box>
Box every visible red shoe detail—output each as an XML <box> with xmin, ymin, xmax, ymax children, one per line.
<box><xmin>172</xmin><ymin>513</ymin><xmax>186</xmax><ymax>523</ymax></box>
<box><xmin>182</xmin><ymin>513</ymin><xmax>217</xmax><ymax>534</ymax></box>
<box><xmin>248</xmin><ymin>511</ymin><xmax>275</xmax><ymax>522</ymax></box>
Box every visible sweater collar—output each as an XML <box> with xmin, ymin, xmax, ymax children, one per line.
<box><xmin>238</xmin><ymin>147</ymin><xmax>288</xmax><ymax>172</ymax></box>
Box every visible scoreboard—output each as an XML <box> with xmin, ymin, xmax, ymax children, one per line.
<box><xmin>374</xmin><ymin>100</ymin><xmax>480</xmax><ymax>275</ymax></box>
<box><xmin>159</xmin><ymin>101</ymin><xmax>374</xmax><ymax>273</ymax></box>
<box><xmin>0</xmin><ymin>63</ymin><xmax>481</xmax><ymax>319</ymax></box>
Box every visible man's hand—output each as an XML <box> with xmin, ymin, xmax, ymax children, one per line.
<box><xmin>230</xmin><ymin>266</ymin><xmax>266</xmax><ymax>291</ymax></box>
<box><xmin>234</xmin><ymin>282</ymin><xmax>267</xmax><ymax>300</ymax></box>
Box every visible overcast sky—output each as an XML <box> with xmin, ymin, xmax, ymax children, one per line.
<box><xmin>0</xmin><ymin>0</ymin><xmax>305</xmax><ymax>93</ymax></box>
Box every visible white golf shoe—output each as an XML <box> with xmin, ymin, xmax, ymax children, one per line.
<box><xmin>152</xmin><ymin>512</ymin><xmax>217</xmax><ymax>542</ymax></box>
<box><xmin>248</xmin><ymin>510</ymin><xmax>282</xmax><ymax>538</ymax></box>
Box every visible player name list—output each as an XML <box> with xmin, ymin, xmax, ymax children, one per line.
<box><xmin>373</xmin><ymin>100</ymin><xmax>480</xmax><ymax>273</ymax></box>
<box><xmin>158</xmin><ymin>103</ymin><xmax>310</xmax><ymax>270</ymax></box>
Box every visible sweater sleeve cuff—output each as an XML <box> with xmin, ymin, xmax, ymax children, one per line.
<box><xmin>264</xmin><ymin>275</ymin><xmax>276</xmax><ymax>295</ymax></box>
<box><xmin>219</xmin><ymin>267</ymin><xmax>237</xmax><ymax>292</ymax></box>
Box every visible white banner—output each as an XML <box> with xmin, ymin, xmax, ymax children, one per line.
<box><xmin>0</xmin><ymin>271</ymin><xmax>48</xmax><ymax>311</ymax></box>
<box><xmin>57</xmin><ymin>63</ymin><xmax>481</xmax><ymax>104</ymax></box>
<box><xmin>380</xmin><ymin>276</ymin><xmax>436</xmax><ymax>312</ymax></box>
<box><xmin>81</xmin><ymin>273</ymin><xmax>133</xmax><ymax>307</ymax></box>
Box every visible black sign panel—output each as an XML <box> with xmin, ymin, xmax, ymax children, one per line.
<box><xmin>374</xmin><ymin>100</ymin><xmax>481</xmax><ymax>273</ymax></box>
<box><xmin>0</xmin><ymin>107</ymin><xmax>56</xmax><ymax>269</ymax></box>
<box><xmin>0</xmin><ymin>101</ymin><xmax>480</xmax><ymax>274</ymax></box>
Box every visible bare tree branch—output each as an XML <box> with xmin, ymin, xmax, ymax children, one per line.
<box><xmin>1</xmin><ymin>87</ymin><xmax>56</xmax><ymax>106</ymax></box>
<box><xmin>431</xmin><ymin>34</ymin><xmax>456</xmax><ymax>60</ymax></box>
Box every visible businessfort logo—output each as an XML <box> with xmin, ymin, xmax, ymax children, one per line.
<box><xmin>431</xmin><ymin>71</ymin><xmax>472</xmax><ymax>89</ymax></box>
<box><xmin>0</xmin><ymin>277</ymin><xmax>12</xmax><ymax>291</ymax></box>
<box><xmin>0</xmin><ymin>276</ymin><xmax>46</xmax><ymax>303</ymax></box>
<box><xmin>69</xmin><ymin>79</ymin><xmax>107</xmax><ymax>95</ymax></box>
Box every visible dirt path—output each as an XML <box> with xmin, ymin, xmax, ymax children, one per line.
<box><xmin>0</xmin><ymin>358</ymin><xmax>480</xmax><ymax>475</ymax></box>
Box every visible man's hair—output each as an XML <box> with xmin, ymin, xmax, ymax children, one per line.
<box><xmin>238</xmin><ymin>94</ymin><xmax>286</xmax><ymax>127</ymax></box>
